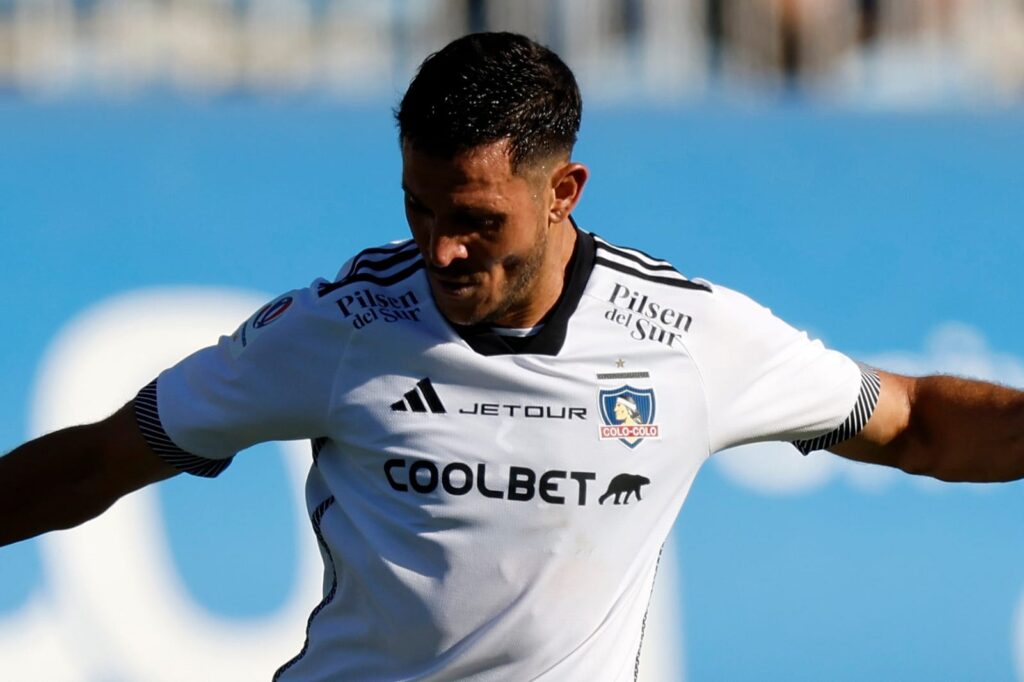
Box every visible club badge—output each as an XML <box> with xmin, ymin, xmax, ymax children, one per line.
<box><xmin>598</xmin><ymin>385</ymin><xmax>660</xmax><ymax>449</ymax></box>
<box><xmin>253</xmin><ymin>296</ymin><xmax>294</xmax><ymax>328</ymax></box>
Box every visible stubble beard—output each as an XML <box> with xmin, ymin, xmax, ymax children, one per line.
<box><xmin>470</xmin><ymin>223</ymin><xmax>550</xmax><ymax>327</ymax></box>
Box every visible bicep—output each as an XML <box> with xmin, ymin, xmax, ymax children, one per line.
<box><xmin>829</xmin><ymin>370</ymin><xmax>914</xmax><ymax>466</ymax></box>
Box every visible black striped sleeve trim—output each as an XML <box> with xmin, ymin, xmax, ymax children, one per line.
<box><xmin>310</xmin><ymin>436</ymin><xmax>327</xmax><ymax>467</ymax></box>
<box><xmin>594</xmin><ymin>256</ymin><xmax>712</xmax><ymax>292</ymax></box>
<box><xmin>593</xmin><ymin>236</ymin><xmax>712</xmax><ymax>292</ymax></box>
<box><xmin>316</xmin><ymin>259</ymin><xmax>424</xmax><ymax>297</ymax></box>
<box><xmin>273</xmin><ymin>495</ymin><xmax>337</xmax><ymax>681</ymax></box>
<box><xmin>792</xmin><ymin>366</ymin><xmax>882</xmax><ymax>455</ymax></box>
<box><xmin>133</xmin><ymin>380</ymin><xmax>233</xmax><ymax>478</ymax></box>
<box><xmin>333</xmin><ymin>240</ymin><xmax>416</xmax><ymax>281</ymax></box>
<box><xmin>595</xmin><ymin>238</ymin><xmax>679</xmax><ymax>272</ymax></box>
<box><xmin>350</xmin><ymin>245</ymin><xmax>418</xmax><ymax>275</ymax></box>
<box><xmin>351</xmin><ymin>240</ymin><xmax>415</xmax><ymax>260</ymax></box>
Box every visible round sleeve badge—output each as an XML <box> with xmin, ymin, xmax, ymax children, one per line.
<box><xmin>253</xmin><ymin>296</ymin><xmax>294</xmax><ymax>328</ymax></box>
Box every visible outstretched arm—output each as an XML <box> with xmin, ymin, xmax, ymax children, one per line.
<box><xmin>832</xmin><ymin>370</ymin><xmax>1024</xmax><ymax>482</ymax></box>
<box><xmin>0</xmin><ymin>402</ymin><xmax>178</xmax><ymax>547</ymax></box>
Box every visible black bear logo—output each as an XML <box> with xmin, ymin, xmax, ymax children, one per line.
<box><xmin>599</xmin><ymin>474</ymin><xmax>650</xmax><ymax>505</ymax></box>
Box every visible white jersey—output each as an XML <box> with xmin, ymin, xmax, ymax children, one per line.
<box><xmin>133</xmin><ymin>229</ymin><xmax>879</xmax><ymax>681</ymax></box>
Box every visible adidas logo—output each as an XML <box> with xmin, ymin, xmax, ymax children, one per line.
<box><xmin>391</xmin><ymin>378</ymin><xmax>447</xmax><ymax>414</ymax></box>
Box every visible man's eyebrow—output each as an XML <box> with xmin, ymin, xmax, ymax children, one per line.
<box><xmin>451</xmin><ymin>207</ymin><xmax>507</xmax><ymax>223</ymax></box>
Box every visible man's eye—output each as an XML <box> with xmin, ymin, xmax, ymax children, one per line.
<box><xmin>405</xmin><ymin>196</ymin><xmax>429</xmax><ymax>214</ymax></box>
<box><xmin>461</xmin><ymin>216</ymin><xmax>502</xmax><ymax>230</ymax></box>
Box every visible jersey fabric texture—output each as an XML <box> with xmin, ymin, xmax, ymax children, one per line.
<box><xmin>134</xmin><ymin>228</ymin><xmax>879</xmax><ymax>681</ymax></box>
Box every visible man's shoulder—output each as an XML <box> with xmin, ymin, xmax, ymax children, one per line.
<box><xmin>588</xmin><ymin>232</ymin><xmax>712</xmax><ymax>296</ymax></box>
<box><xmin>241</xmin><ymin>239</ymin><xmax>424</xmax><ymax>338</ymax></box>
<box><xmin>306</xmin><ymin>239</ymin><xmax>429</xmax><ymax>335</ymax></box>
<box><xmin>584</xmin><ymin>232</ymin><xmax>780</xmax><ymax>332</ymax></box>
<box><xmin>316</xmin><ymin>239</ymin><xmax>423</xmax><ymax>299</ymax></box>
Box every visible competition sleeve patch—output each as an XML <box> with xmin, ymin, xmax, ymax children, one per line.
<box><xmin>792</xmin><ymin>366</ymin><xmax>882</xmax><ymax>455</ymax></box>
<box><xmin>133</xmin><ymin>380</ymin><xmax>233</xmax><ymax>478</ymax></box>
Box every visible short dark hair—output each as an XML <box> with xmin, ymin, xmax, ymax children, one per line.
<box><xmin>396</xmin><ymin>32</ymin><xmax>582</xmax><ymax>172</ymax></box>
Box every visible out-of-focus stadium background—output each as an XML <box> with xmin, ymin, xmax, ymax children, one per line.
<box><xmin>2</xmin><ymin>0</ymin><xmax>1024</xmax><ymax>103</ymax></box>
<box><xmin>1</xmin><ymin>1</ymin><xmax>1023</xmax><ymax>680</ymax></box>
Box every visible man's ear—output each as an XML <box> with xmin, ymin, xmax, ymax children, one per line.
<box><xmin>549</xmin><ymin>162</ymin><xmax>589</xmax><ymax>223</ymax></box>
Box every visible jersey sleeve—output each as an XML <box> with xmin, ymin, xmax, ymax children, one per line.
<box><xmin>693</xmin><ymin>285</ymin><xmax>879</xmax><ymax>455</ymax></box>
<box><xmin>132</xmin><ymin>282</ymin><xmax>343</xmax><ymax>477</ymax></box>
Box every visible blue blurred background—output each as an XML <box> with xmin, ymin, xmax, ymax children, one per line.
<box><xmin>2</xmin><ymin>1</ymin><xmax>1023</xmax><ymax>680</ymax></box>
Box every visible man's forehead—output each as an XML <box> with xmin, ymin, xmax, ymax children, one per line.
<box><xmin>401</xmin><ymin>141</ymin><xmax>539</xmax><ymax>207</ymax></box>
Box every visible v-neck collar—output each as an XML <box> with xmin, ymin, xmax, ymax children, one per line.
<box><xmin>449</xmin><ymin>224</ymin><xmax>595</xmax><ymax>357</ymax></box>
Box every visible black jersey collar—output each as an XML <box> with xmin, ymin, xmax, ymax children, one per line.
<box><xmin>451</xmin><ymin>223</ymin><xmax>595</xmax><ymax>357</ymax></box>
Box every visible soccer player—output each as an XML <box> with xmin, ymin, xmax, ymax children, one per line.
<box><xmin>2</xmin><ymin>32</ymin><xmax>1023</xmax><ymax>680</ymax></box>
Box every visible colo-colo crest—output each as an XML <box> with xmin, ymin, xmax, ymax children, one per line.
<box><xmin>598</xmin><ymin>385</ymin><xmax>659</xmax><ymax>448</ymax></box>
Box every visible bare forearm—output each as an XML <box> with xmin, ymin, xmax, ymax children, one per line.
<box><xmin>0</xmin><ymin>404</ymin><xmax>178</xmax><ymax>548</ymax></box>
<box><xmin>0</xmin><ymin>426</ymin><xmax>119</xmax><ymax>547</ymax></box>
<box><xmin>891</xmin><ymin>375</ymin><xmax>1024</xmax><ymax>482</ymax></box>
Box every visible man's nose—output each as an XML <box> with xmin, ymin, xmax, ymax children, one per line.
<box><xmin>428</xmin><ymin>230</ymin><xmax>469</xmax><ymax>269</ymax></box>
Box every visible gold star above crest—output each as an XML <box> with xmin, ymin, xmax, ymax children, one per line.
<box><xmin>615</xmin><ymin>358</ymin><xmax>626</xmax><ymax>368</ymax></box>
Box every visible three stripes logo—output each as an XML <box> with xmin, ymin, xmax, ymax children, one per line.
<box><xmin>390</xmin><ymin>378</ymin><xmax>447</xmax><ymax>414</ymax></box>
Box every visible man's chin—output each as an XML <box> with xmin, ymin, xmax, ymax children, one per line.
<box><xmin>428</xmin><ymin>281</ymin><xmax>494</xmax><ymax>326</ymax></box>
<box><xmin>432</xmin><ymin>295</ymin><xmax>488</xmax><ymax>327</ymax></box>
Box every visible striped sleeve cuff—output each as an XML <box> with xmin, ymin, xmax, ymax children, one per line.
<box><xmin>792</xmin><ymin>366</ymin><xmax>881</xmax><ymax>455</ymax></box>
<box><xmin>133</xmin><ymin>379</ymin><xmax>233</xmax><ymax>478</ymax></box>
